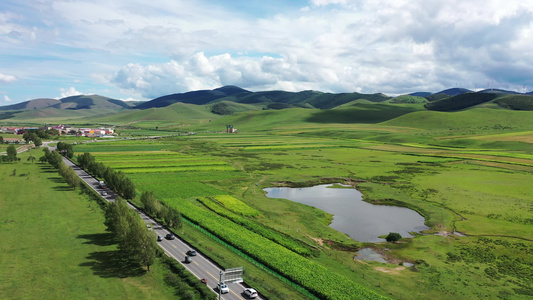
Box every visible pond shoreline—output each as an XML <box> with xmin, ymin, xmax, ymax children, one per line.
<box><xmin>264</xmin><ymin>181</ymin><xmax>430</xmax><ymax>243</ymax></box>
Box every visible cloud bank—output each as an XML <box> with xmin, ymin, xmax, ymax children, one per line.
<box><xmin>1</xmin><ymin>0</ymin><xmax>533</xmax><ymax>102</ymax></box>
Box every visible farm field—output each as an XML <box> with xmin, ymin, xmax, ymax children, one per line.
<box><xmin>73</xmin><ymin>118</ymin><xmax>533</xmax><ymax>300</ymax></box>
<box><xmin>0</xmin><ymin>151</ymin><xmax>179</xmax><ymax>300</ymax></box>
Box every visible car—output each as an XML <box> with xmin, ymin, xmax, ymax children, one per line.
<box><xmin>157</xmin><ymin>235</ymin><xmax>163</xmax><ymax>242</ymax></box>
<box><xmin>217</xmin><ymin>282</ymin><xmax>229</xmax><ymax>294</ymax></box>
<box><xmin>186</xmin><ymin>250</ymin><xmax>197</xmax><ymax>256</ymax></box>
<box><xmin>165</xmin><ymin>233</ymin><xmax>175</xmax><ymax>240</ymax></box>
<box><xmin>184</xmin><ymin>255</ymin><xmax>192</xmax><ymax>263</ymax></box>
<box><xmin>146</xmin><ymin>224</ymin><xmax>152</xmax><ymax>231</ymax></box>
<box><xmin>100</xmin><ymin>191</ymin><xmax>107</xmax><ymax>196</ymax></box>
<box><xmin>243</xmin><ymin>288</ymin><xmax>258</xmax><ymax>298</ymax></box>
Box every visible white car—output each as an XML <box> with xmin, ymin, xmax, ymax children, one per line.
<box><xmin>217</xmin><ymin>282</ymin><xmax>229</xmax><ymax>294</ymax></box>
<box><xmin>244</xmin><ymin>288</ymin><xmax>258</xmax><ymax>298</ymax></box>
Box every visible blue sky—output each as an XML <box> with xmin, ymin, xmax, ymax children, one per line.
<box><xmin>1</xmin><ymin>0</ymin><xmax>532</xmax><ymax>105</ymax></box>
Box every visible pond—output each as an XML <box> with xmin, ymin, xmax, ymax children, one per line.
<box><xmin>264</xmin><ymin>184</ymin><xmax>429</xmax><ymax>242</ymax></box>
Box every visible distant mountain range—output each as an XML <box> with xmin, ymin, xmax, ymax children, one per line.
<box><xmin>135</xmin><ymin>85</ymin><xmax>390</xmax><ymax>110</ymax></box>
<box><xmin>410</xmin><ymin>87</ymin><xmax>529</xmax><ymax>97</ymax></box>
<box><xmin>0</xmin><ymin>95</ymin><xmax>137</xmax><ymax>111</ymax></box>
<box><xmin>1</xmin><ymin>86</ymin><xmax>533</xmax><ymax>122</ymax></box>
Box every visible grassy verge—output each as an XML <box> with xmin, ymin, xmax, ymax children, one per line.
<box><xmin>0</xmin><ymin>153</ymin><xmax>182</xmax><ymax>299</ymax></box>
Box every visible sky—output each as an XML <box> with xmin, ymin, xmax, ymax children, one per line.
<box><xmin>1</xmin><ymin>0</ymin><xmax>533</xmax><ymax>105</ymax></box>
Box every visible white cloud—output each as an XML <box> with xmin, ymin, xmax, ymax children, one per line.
<box><xmin>59</xmin><ymin>87</ymin><xmax>83</xmax><ymax>98</ymax></box>
<box><xmin>309</xmin><ymin>0</ymin><xmax>348</xmax><ymax>7</ymax></box>
<box><xmin>0</xmin><ymin>73</ymin><xmax>17</xmax><ymax>83</ymax></box>
<box><xmin>112</xmin><ymin>52</ymin><xmax>319</xmax><ymax>98</ymax></box>
<box><xmin>103</xmin><ymin>1</ymin><xmax>528</xmax><ymax>95</ymax></box>
<box><xmin>4</xmin><ymin>95</ymin><xmax>12</xmax><ymax>102</ymax></box>
<box><xmin>3</xmin><ymin>0</ymin><xmax>533</xmax><ymax>103</ymax></box>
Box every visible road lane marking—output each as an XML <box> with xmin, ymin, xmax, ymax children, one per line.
<box><xmin>231</xmin><ymin>289</ymin><xmax>244</xmax><ymax>300</ymax></box>
<box><xmin>206</xmin><ymin>271</ymin><xmax>218</xmax><ymax>280</ymax></box>
<box><xmin>194</xmin><ymin>261</ymin><xmax>199</xmax><ymax>266</ymax></box>
<box><xmin>172</xmin><ymin>244</ymin><xmax>177</xmax><ymax>249</ymax></box>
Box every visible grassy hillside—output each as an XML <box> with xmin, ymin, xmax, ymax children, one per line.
<box><xmin>303</xmin><ymin>92</ymin><xmax>390</xmax><ymax>109</ymax></box>
<box><xmin>494</xmin><ymin>94</ymin><xmax>533</xmax><ymax>110</ymax></box>
<box><xmin>0</xmin><ymin>95</ymin><xmax>134</xmax><ymax>122</ymax></box>
<box><xmin>425</xmin><ymin>93</ymin><xmax>500</xmax><ymax>111</ymax></box>
<box><xmin>197</xmin><ymin>108</ymin><xmax>315</xmax><ymax>132</ymax></box>
<box><xmin>5</xmin><ymin>106</ymin><xmax>122</xmax><ymax>123</ymax></box>
<box><xmin>0</xmin><ymin>98</ymin><xmax>59</xmax><ymax>111</ymax></box>
<box><xmin>306</xmin><ymin>103</ymin><xmax>425</xmax><ymax>123</ymax></box>
<box><xmin>93</xmin><ymin>102</ymin><xmax>224</xmax><ymax>128</ymax></box>
<box><xmin>382</xmin><ymin>108</ymin><xmax>533</xmax><ymax>131</ymax></box>
<box><xmin>387</xmin><ymin>95</ymin><xmax>428</xmax><ymax>104</ymax></box>
<box><xmin>209</xmin><ymin>100</ymin><xmax>265</xmax><ymax>115</ymax></box>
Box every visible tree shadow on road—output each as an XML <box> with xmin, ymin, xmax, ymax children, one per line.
<box><xmin>78</xmin><ymin>233</ymin><xmax>146</xmax><ymax>278</ymax></box>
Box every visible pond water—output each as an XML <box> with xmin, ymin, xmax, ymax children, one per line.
<box><xmin>264</xmin><ymin>184</ymin><xmax>429</xmax><ymax>242</ymax></box>
<box><xmin>355</xmin><ymin>248</ymin><xmax>388</xmax><ymax>263</ymax></box>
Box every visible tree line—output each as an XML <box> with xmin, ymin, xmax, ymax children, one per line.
<box><xmin>77</xmin><ymin>152</ymin><xmax>136</xmax><ymax>199</ymax></box>
<box><xmin>104</xmin><ymin>198</ymin><xmax>159</xmax><ymax>270</ymax></box>
<box><xmin>40</xmin><ymin>147</ymin><xmax>159</xmax><ymax>270</ymax></box>
<box><xmin>42</xmin><ymin>148</ymin><xmax>81</xmax><ymax>189</ymax></box>
<box><xmin>141</xmin><ymin>191</ymin><xmax>182</xmax><ymax>229</ymax></box>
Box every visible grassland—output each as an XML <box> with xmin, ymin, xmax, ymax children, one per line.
<box><xmin>72</xmin><ymin>108</ymin><xmax>533</xmax><ymax>299</ymax></box>
<box><xmin>5</xmin><ymin>102</ymin><xmax>533</xmax><ymax>299</ymax></box>
<box><xmin>0</xmin><ymin>151</ymin><xmax>181</xmax><ymax>299</ymax></box>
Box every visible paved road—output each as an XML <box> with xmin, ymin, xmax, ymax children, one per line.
<box><xmin>62</xmin><ymin>157</ymin><xmax>261</xmax><ymax>300</ymax></box>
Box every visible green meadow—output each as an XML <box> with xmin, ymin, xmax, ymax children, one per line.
<box><xmin>3</xmin><ymin>101</ymin><xmax>533</xmax><ymax>299</ymax></box>
<box><xmin>69</xmin><ymin>104</ymin><xmax>533</xmax><ymax>299</ymax></box>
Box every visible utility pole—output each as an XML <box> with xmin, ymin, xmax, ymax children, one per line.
<box><xmin>219</xmin><ymin>270</ymin><xmax>223</xmax><ymax>300</ymax></box>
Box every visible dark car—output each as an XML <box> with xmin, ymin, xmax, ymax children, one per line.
<box><xmin>165</xmin><ymin>233</ymin><xmax>175</xmax><ymax>240</ymax></box>
<box><xmin>186</xmin><ymin>250</ymin><xmax>197</xmax><ymax>256</ymax></box>
<box><xmin>157</xmin><ymin>235</ymin><xmax>163</xmax><ymax>242</ymax></box>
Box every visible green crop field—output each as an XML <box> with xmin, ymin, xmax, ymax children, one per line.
<box><xmin>0</xmin><ymin>151</ymin><xmax>179</xmax><ymax>300</ymax></box>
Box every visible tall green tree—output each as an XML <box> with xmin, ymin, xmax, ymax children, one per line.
<box><xmin>105</xmin><ymin>199</ymin><xmax>157</xmax><ymax>270</ymax></box>
<box><xmin>141</xmin><ymin>191</ymin><xmax>158</xmax><ymax>215</ymax></box>
<box><xmin>56</xmin><ymin>142</ymin><xmax>73</xmax><ymax>158</ymax></box>
<box><xmin>6</xmin><ymin>145</ymin><xmax>17</xmax><ymax>162</ymax></box>
<box><xmin>33</xmin><ymin>136</ymin><xmax>42</xmax><ymax>147</ymax></box>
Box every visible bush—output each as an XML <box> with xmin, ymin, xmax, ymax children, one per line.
<box><xmin>386</xmin><ymin>232</ymin><xmax>402</xmax><ymax>242</ymax></box>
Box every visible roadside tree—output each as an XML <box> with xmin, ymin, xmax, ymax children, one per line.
<box><xmin>141</xmin><ymin>191</ymin><xmax>158</xmax><ymax>215</ymax></box>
